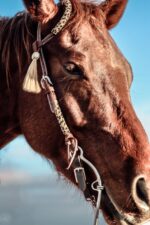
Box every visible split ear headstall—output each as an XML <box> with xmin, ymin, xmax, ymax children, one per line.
<box><xmin>22</xmin><ymin>0</ymin><xmax>72</xmax><ymax>94</ymax></box>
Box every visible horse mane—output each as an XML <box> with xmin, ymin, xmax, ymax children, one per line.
<box><xmin>0</xmin><ymin>0</ymin><xmax>103</xmax><ymax>86</ymax></box>
<box><xmin>0</xmin><ymin>12</ymin><xmax>36</xmax><ymax>86</ymax></box>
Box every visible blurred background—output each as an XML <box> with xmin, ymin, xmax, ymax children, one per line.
<box><xmin>0</xmin><ymin>1</ymin><xmax>150</xmax><ymax>225</ymax></box>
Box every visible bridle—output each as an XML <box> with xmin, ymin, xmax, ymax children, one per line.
<box><xmin>23</xmin><ymin>0</ymin><xmax>130</xmax><ymax>224</ymax></box>
<box><xmin>37</xmin><ymin>1</ymin><xmax>104</xmax><ymax>223</ymax></box>
<box><xmin>25</xmin><ymin>0</ymin><xmax>103</xmax><ymax>224</ymax></box>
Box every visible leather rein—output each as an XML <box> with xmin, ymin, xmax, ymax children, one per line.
<box><xmin>24</xmin><ymin>0</ymin><xmax>127</xmax><ymax>224</ymax></box>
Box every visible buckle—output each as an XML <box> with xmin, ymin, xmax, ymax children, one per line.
<box><xmin>74</xmin><ymin>167</ymin><xmax>86</xmax><ymax>191</ymax></box>
<box><xmin>74</xmin><ymin>167</ymin><xmax>86</xmax><ymax>183</ymax></box>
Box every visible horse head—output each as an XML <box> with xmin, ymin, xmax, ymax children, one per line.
<box><xmin>6</xmin><ymin>0</ymin><xmax>150</xmax><ymax>224</ymax></box>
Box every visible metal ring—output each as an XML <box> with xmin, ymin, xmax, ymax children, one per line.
<box><xmin>91</xmin><ymin>180</ymin><xmax>104</xmax><ymax>192</ymax></box>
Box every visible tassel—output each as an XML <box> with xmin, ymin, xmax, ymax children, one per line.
<box><xmin>23</xmin><ymin>52</ymin><xmax>41</xmax><ymax>94</ymax></box>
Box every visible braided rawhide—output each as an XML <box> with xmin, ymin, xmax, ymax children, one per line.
<box><xmin>52</xmin><ymin>0</ymin><xmax>72</xmax><ymax>35</ymax></box>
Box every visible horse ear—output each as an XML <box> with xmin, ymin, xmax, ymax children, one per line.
<box><xmin>101</xmin><ymin>0</ymin><xmax>128</xmax><ymax>29</ymax></box>
<box><xmin>23</xmin><ymin>0</ymin><xmax>58</xmax><ymax>23</ymax></box>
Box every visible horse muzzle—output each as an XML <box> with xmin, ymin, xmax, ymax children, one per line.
<box><xmin>132</xmin><ymin>175</ymin><xmax>150</xmax><ymax>213</ymax></box>
<box><xmin>101</xmin><ymin>173</ymin><xmax>150</xmax><ymax>225</ymax></box>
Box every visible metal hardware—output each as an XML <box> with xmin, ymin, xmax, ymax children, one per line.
<box><xmin>66</xmin><ymin>137</ymin><xmax>78</xmax><ymax>170</ymax></box>
<box><xmin>41</xmin><ymin>75</ymin><xmax>53</xmax><ymax>89</ymax></box>
<box><xmin>74</xmin><ymin>166</ymin><xmax>86</xmax><ymax>183</ymax></box>
<box><xmin>92</xmin><ymin>180</ymin><xmax>104</xmax><ymax>192</ymax></box>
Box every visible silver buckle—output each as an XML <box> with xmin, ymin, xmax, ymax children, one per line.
<box><xmin>74</xmin><ymin>167</ymin><xmax>86</xmax><ymax>184</ymax></box>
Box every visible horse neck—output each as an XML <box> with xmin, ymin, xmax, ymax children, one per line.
<box><xmin>0</xmin><ymin>17</ymin><xmax>23</xmax><ymax>149</ymax></box>
<box><xmin>0</xmin><ymin>69</ymin><xmax>21</xmax><ymax>149</ymax></box>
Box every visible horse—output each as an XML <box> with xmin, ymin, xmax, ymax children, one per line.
<box><xmin>0</xmin><ymin>0</ymin><xmax>150</xmax><ymax>224</ymax></box>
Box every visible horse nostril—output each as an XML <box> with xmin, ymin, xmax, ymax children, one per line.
<box><xmin>132</xmin><ymin>176</ymin><xmax>150</xmax><ymax>212</ymax></box>
<box><xmin>136</xmin><ymin>178</ymin><xmax>149</xmax><ymax>205</ymax></box>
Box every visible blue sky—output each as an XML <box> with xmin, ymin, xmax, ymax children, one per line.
<box><xmin>0</xmin><ymin>0</ymin><xmax>150</xmax><ymax>174</ymax></box>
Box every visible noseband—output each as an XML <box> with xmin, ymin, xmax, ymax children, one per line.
<box><xmin>22</xmin><ymin>0</ymin><xmax>127</xmax><ymax>224</ymax></box>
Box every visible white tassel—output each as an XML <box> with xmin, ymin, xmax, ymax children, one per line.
<box><xmin>23</xmin><ymin>52</ymin><xmax>41</xmax><ymax>94</ymax></box>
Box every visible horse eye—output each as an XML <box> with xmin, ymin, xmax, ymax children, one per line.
<box><xmin>63</xmin><ymin>62</ymin><xmax>84</xmax><ymax>77</ymax></box>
